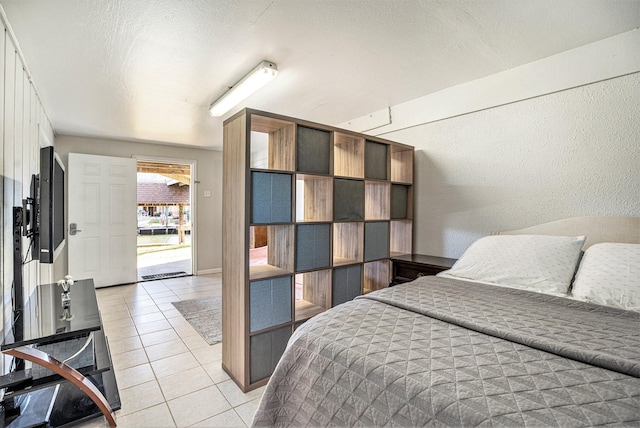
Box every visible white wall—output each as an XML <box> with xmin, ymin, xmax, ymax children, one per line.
<box><xmin>53</xmin><ymin>135</ymin><xmax>223</xmax><ymax>278</ymax></box>
<box><xmin>384</xmin><ymin>73</ymin><xmax>640</xmax><ymax>258</ymax></box>
<box><xmin>0</xmin><ymin>18</ymin><xmax>55</xmax><ymax>373</ymax></box>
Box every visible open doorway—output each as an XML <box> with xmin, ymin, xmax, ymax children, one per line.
<box><xmin>136</xmin><ymin>160</ymin><xmax>193</xmax><ymax>281</ymax></box>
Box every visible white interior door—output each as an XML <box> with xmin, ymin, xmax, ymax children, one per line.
<box><xmin>68</xmin><ymin>153</ymin><xmax>137</xmax><ymax>287</ymax></box>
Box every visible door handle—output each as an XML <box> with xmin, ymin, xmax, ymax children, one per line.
<box><xmin>70</xmin><ymin>223</ymin><xmax>82</xmax><ymax>235</ymax></box>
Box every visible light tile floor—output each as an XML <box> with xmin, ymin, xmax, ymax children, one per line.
<box><xmin>78</xmin><ymin>274</ymin><xmax>264</xmax><ymax>428</ymax></box>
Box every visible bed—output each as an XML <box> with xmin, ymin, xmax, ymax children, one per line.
<box><xmin>252</xmin><ymin>217</ymin><xmax>640</xmax><ymax>427</ymax></box>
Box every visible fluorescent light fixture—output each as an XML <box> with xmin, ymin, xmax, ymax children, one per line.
<box><xmin>209</xmin><ymin>60</ymin><xmax>278</xmax><ymax>117</ymax></box>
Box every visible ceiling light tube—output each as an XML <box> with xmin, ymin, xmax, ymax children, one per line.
<box><xmin>208</xmin><ymin>60</ymin><xmax>278</xmax><ymax>117</ymax></box>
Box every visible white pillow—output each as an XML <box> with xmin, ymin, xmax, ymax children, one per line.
<box><xmin>571</xmin><ymin>243</ymin><xmax>640</xmax><ymax>311</ymax></box>
<box><xmin>437</xmin><ymin>234</ymin><xmax>586</xmax><ymax>294</ymax></box>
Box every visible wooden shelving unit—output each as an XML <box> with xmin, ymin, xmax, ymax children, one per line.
<box><xmin>222</xmin><ymin>109</ymin><xmax>414</xmax><ymax>392</ymax></box>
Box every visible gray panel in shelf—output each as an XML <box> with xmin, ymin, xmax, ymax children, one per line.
<box><xmin>250</xmin><ymin>326</ymin><xmax>291</xmax><ymax>383</ymax></box>
<box><xmin>365</xmin><ymin>141</ymin><xmax>388</xmax><ymax>180</ymax></box>
<box><xmin>333</xmin><ymin>178</ymin><xmax>364</xmax><ymax>221</ymax></box>
<box><xmin>251</xmin><ymin>172</ymin><xmax>292</xmax><ymax>224</ymax></box>
<box><xmin>295</xmin><ymin>224</ymin><xmax>331</xmax><ymax>271</ymax></box>
<box><xmin>297</xmin><ymin>126</ymin><xmax>330</xmax><ymax>174</ymax></box>
<box><xmin>250</xmin><ymin>276</ymin><xmax>292</xmax><ymax>332</ymax></box>
<box><xmin>364</xmin><ymin>221</ymin><xmax>389</xmax><ymax>261</ymax></box>
<box><xmin>333</xmin><ymin>264</ymin><xmax>362</xmax><ymax>306</ymax></box>
<box><xmin>390</xmin><ymin>184</ymin><xmax>409</xmax><ymax>219</ymax></box>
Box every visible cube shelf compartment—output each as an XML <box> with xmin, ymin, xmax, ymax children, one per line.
<box><xmin>333</xmin><ymin>222</ymin><xmax>364</xmax><ymax>266</ymax></box>
<box><xmin>390</xmin><ymin>184</ymin><xmax>410</xmax><ymax>220</ymax></box>
<box><xmin>334</xmin><ymin>178</ymin><xmax>364</xmax><ymax>221</ymax></box>
<box><xmin>364</xmin><ymin>260</ymin><xmax>390</xmax><ymax>294</ymax></box>
<box><xmin>365</xmin><ymin>140</ymin><xmax>389</xmax><ymax>180</ymax></box>
<box><xmin>250</xmin><ymin>326</ymin><xmax>291</xmax><ymax>384</ymax></box>
<box><xmin>390</xmin><ymin>220</ymin><xmax>413</xmax><ymax>257</ymax></box>
<box><xmin>333</xmin><ymin>264</ymin><xmax>362</xmax><ymax>306</ymax></box>
<box><xmin>295</xmin><ymin>224</ymin><xmax>331</xmax><ymax>271</ymax></box>
<box><xmin>296</xmin><ymin>174</ymin><xmax>332</xmax><ymax>222</ymax></box>
<box><xmin>390</xmin><ymin>145</ymin><xmax>414</xmax><ymax>183</ymax></box>
<box><xmin>249</xmin><ymin>225</ymin><xmax>294</xmax><ymax>280</ymax></box>
<box><xmin>365</xmin><ymin>181</ymin><xmax>390</xmax><ymax>220</ymax></box>
<box><xmin>297</xmin><ymin>126</ymin><xmax>331</xmax><ymax>174</ymax></box>
<box><xmin>250</xmin><ymin>276</ymin><xmax>292</xmax><ymax>333</ymax></box>
<box><xmin>295</xmin><ymin>269</ymin><xmax>332</xmax><ymax>322</ymax></box>
<box><xmin>364</xmin><ymin>221</ymin><xmax>390</xmax><ymax>262</ymax></box>
<box><xmin>249</xmin><ymin>115</ymin><xmax>295</xmax><ymax>171</ymax></box>
<box><xmin>334</xmin><ymin>133</ymin><xmax>364</xmax><ymax>178</ymax></box>
<box><xmin>251</xmin><ymin>171</ymin><xmax>292</xmax><ymax>224</ymax></box>
<box><xmin>223</xmin><ymin>109</ymin><xmax>413</xmax><ymax>392</ymax></box>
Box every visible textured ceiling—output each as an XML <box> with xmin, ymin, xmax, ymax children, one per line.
<box><xmin>1</xmin><ymin>0</ymin><xmax>638</xmax><ymax>150</ymax></box>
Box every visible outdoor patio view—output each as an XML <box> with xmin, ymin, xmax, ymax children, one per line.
<box><xmin>137</xmin><ymin>167</ymin><xmax>192</xmax><ymax>281</ymax></box>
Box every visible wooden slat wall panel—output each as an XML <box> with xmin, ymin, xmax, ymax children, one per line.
<box><xmin>1</xmin><ymin>30</ymin><xmax>8</xmax><ymax>361</ymax></box>
<box><xmin>0</xmin><ymin>20</ymin><xmax>55</xmax><ymax>375</ymax></box>
<box><xmin>14</xmin><ymin>52</ymin><xmax>23</xmax><ymax>207</ymax></box>
<box><xmin>2</xmin><ymin>35</ymin><xmax>17</xmax><ymax>352</ymax></box>
<box><xmin>22</xmin><ymin>71</ymin><xmax>29</xmax><ymax>298</ymax></box>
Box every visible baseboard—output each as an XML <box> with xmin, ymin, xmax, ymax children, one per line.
<box><xmin>196</xmin><ymin>268</ymin><xmax>222</xmax><ymax>275</ymax></box>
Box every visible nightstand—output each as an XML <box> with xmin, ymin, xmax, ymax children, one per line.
<box><xmin>390</xmin><ymin>254</ymin><xmax>458</xmax><ymax>286</ymax></box>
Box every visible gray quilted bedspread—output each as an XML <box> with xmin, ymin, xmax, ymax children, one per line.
<box><xmin>253</xmin><ymin>277</ymin><xmax>640</xmax><ymax>427</ymax></box>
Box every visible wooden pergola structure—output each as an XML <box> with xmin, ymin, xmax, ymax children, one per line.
<box><xmin>137</xmin><ymin>161</ymin><xmax>190</xmax><ymax>185</ymax></box>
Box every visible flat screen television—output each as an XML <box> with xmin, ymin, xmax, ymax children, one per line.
<box><xmin>39</xmin><ymin>146</ymin><xmax>65</xmax><ymax>263</ymax></box>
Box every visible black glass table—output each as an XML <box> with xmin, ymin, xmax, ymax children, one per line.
<box><xmin>1</xmin><ymin>279</ymin><xmax>120</xmax><ymax>427</ymax></box>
